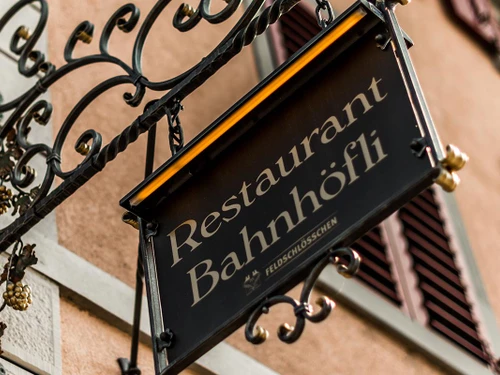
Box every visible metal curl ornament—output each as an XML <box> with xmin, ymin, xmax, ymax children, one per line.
<box><xmin>173</xmin><ymin>0</ymin><xmax>243</xmax><ymax>31</ymax></box>
<box><xmin>245</xmin><ymin>247</ymin><xmax>360</xmax><ymax>344</ymax></box>
<box><xmin>0</xmin><ymin>0</ymin><xmax>301</xmax><ymax>251</ymax></box>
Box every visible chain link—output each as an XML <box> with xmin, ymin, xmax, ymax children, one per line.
<box><xmin>166</xmin><ymin>100</ymin><xmax>184</xmax><ymax>156</ymax></box>
<box><xmin>315</xmin><ymin>0</ymin><xmax>335</xmax><ymax>29</ymax></box>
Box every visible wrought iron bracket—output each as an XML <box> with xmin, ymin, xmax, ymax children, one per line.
<box><xmin>0</xmin><ymin>0</ymin><xmax>301</xmax><ymax>252</ymax></box>
<box><xmin>245</xmin><ymin>247</ymin><xmax>360</xmax><ymax>345</ymax></box>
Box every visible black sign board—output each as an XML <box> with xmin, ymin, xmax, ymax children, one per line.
<box><xmin>121</xmin><ymin>2</ymin><xmax>441</xmax><ymax>374</ymax></box>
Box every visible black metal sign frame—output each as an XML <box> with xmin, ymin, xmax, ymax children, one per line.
<box><xmin>121</xmin><ymin>2</ymin><xmax>447</xmax><ymax>374</ymax></box>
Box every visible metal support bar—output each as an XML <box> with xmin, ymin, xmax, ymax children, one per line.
<box><xmin>380</xmin><ymin>0</ymin><xmax>445</xmax><ymax>162</ymax></box>
<box><xmin>118</xmin><ymin>117</ymin><xmax>158</xmax><ymax>375</ymax></box>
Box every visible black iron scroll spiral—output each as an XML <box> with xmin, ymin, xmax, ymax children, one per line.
<box><xmin>0</xmin><ymin>0</ymin><xmax>283</xmax><ymax>215</ymax></box>
<box><xmin>245</xmin><ymin>247</ymin><xmax>360</xmax><ymax>344</ymax></box>
<box><xmin>0</xmin><ymin>0</ymin><xmax>303</xmax><ymax>252</ymax></box>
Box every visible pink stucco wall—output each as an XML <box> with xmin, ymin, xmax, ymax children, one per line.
<box><xmin>60</xmin><ymin>299</ymin><xmax>198</xmax><ymax>374</ymax></box>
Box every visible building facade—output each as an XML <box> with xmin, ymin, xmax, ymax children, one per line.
<box><xmin>0</xmin><ymin>0</ymin><xmax>499</xmax><ymax>374</ymax></box>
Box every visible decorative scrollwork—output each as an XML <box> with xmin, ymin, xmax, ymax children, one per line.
<box><xmin>0</xmin><ymin>0</ymin><xmax>301</xmax><ymax>251</ymax></box>
<box><xmin>245</xmin><ymin>247</ymin><xmax>360</xmax><ymax>344</ymax></box>
<box><xmin>173</xmin><ymin>0</ymin><xmax>243</xmax><ymax>32</ymax></box>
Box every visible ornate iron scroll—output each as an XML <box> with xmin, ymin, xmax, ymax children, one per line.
<box><xmin>0</xmin><ymin>0</ymin><xmax>302</xmax><ymax>251</ymax></box>
<box><xmin>245</xmin><ymin>247</ymin><xmax>360</xmax><ymax>344</ymax></box>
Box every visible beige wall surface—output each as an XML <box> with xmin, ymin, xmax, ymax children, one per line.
<box><xmin>47</xmin><ymin>0</ymin><xmax>260</xmax><ymax>287</ymax></box>
<box><xmin>60</xmin><ymin>299</ymin><xmax>156</xmax><ymax>375</ymax></box>
<box><xmin>45</xmin><ymin>0</ymin><xmax>500</xmax><ymax>374</ymax></box>
<box><xmin>60</xmin><ymin>299</ymin><xmax>198</xmax><ymax>375</ymax></box>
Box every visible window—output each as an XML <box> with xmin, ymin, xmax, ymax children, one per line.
<box><xmin>444</xmin><ymin>0</ymin><xmax>500</xmax><ymax>68</ymax></box>
<box><xmin>265</xmin><ymin>3</ymin><xmax>498</xmax><ymax>370</ymax></box>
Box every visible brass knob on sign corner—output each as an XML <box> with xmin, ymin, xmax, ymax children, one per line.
<box><xmin>441</xmin><ymin>144</ymin><xmax>469</xmax><ymax>172</ymax></box>
<box><xmin>254</xmin><ymin>325</ymin><xmax>269</xmax><ymax>344</ymax></box>
<box><xmin>435</xmin><ymin>168</ymin><xmax>460</xmax><ymax>193</ymax></box>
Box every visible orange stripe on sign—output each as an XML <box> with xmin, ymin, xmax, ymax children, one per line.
<box><xmin>130</xmin><ymin>9</ymin><xmax>366</xmax><ymax>206</ymax></box>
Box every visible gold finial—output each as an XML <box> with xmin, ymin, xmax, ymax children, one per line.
<box><xmin>16</xmin><ymin>26</ymin><xmax>31</xmax><ymax>40</ymax></box>
<box><xmin>122</xmin><ymin>211</ymin><xmax>139</xmax><ymax>230</ymax></box>
<box><xmin>76</xmin><ymin>31</ymin><xmax>93</xmax><ymax>44</ymax></box>
<box><xmin>316</xmin><ymin>296</ymin><xmax>335</xmax><ymax>309</ymax></box>
<box><xmin>441</xmin><ymin>144</ymin><xmax>468</xmax><ymax>172</ymax></box>
<box><xmin>33</xmin><ymin>113</ymin><xmax>43</xmax><ymax>124</ymax></box>
<box><xmin>180</xmin><ymin>4</ymin><xmax>195</xmax><ymax>17</ymax></box>
<box><xmin>75</xmin><ymin>142</ymin><xmax>90</xmax><ymax>156</ymax></box>
<box><xmin>253</xmin><ymin>326</ymin><xmax>269</xmax><ymax>344</ymax></box>
<box><xmin>435</xmin><ymin>169</ymin><xmax>460</xmax><ymax>192</ymax></box>
<box><xmin>278</xmin><ymin>323</ymin><xmax>294</xmax><ymax>336</ymax></box>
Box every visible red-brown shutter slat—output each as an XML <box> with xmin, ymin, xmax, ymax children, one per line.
<box><xmin>355</xmin><ymin>270</ymin><xmax>401</xmax><ymax>303</ymax></box>
<box><xmin>426</xmin><ymin>301</ymin><xmax>481</xmax><ymax>341</ymax></box>
<box><xmin>401</xmin><ymin>202</ymin><xmax>447</xmax><ymax>238</ymax></box>
<box><xmin>399</xmin><ymin>211</ymin><xmax>450</xmax><ymax>250</ymax></box>
<box><xmin>350</xmin><ymin>227</ymin><xmax>403</xmax><ymax>307</ymax></box>
<box><xmin>355</xmin><ymin>238</ymin><xmax>391</xmax><ymax>265</ymax></box>
<box><xmin>281</xmin><ymin>24</ymin><xmax>312</xmax><ymax>50</ymax></box>
<box><xmin>284</xmin><ymin>11</ymin><xmax>320</xmax><ymax>37</ymax></box>
<box><xmin>398</xmin><ymin>188</ymin><xmax>490</xmax><ymax>364</ymax></box>
<box><xmin>278</xmin><ymin>3</ymin><xmax>322</xmax><ymax>58</ymax></box>
<box><xmin>431</xmin><ymin>321</ymin><xmax>490</xmax><ymax>362</ymax></box>
<box><xmin>415</xmin><ymin>265</ymin><xmax>469</xmax><ymax>306</ymax></box>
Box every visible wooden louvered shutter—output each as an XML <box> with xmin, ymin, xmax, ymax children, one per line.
<box><xmin>278</xmin><ymin>3</ymin><xmax>322</xmax><ymax>57</ymax></box>
<box><xmin>397</xmin><ymin>188</ymin><xmax>491</xmax><ymax>364</ymax></box>
<box><xmin>269</xmin><ymin>2</ymin><xmax>322</xmax><ymax>66</ymax></box>
<box><xmin>351</xmin><ymin>228</ymin><xmax>403</xmax><ymax>307</ymax></box>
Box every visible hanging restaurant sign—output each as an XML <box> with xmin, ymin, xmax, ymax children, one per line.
<box><xmin>121</xmin><ymin>1</ymin><xmax>446</xmax><ymax>374</ymax></box>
